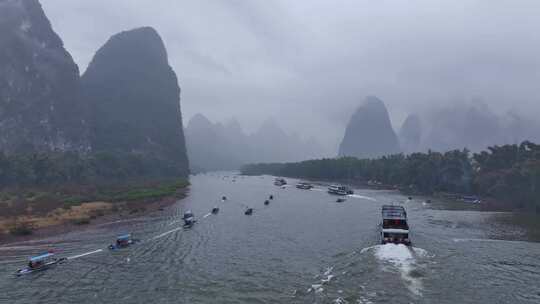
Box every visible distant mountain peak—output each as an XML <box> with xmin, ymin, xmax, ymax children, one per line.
<box><xmin>399</xmin><ymin>114</ymin><xmax>422</xmax><ymax>153</ymax></box>
<box><xmin>187</xmin><ymin>113</ymin><xmax>214</xmax><ymax>130</ymax></box>
<box><xmin>81</xmin><ymin>26</ymin><xmax>188</xmax><ymax>176</ymax></box>
<box><xmin>0</xmin><ymin>0</ymin><xmax>88</xmax><ymax>153</ymax></box>
<box><xmin>338</xmin><ymin>96</ymin><xmax>400</xmax><ymax>158</ymax></box>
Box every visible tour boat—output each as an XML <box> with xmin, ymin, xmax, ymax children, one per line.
<box><xmin>380</xmin><ymin>205</ymin><xmax>411</xmax><ymax>246</ymax></box>
<box><xmin>16</xmin><ymin>252</ymin><xmax>66</xmax><ymax>276</ymax></box>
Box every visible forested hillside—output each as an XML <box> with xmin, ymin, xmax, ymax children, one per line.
<box><xmin>242</xmin><ymin>142</ymin><xmax>540</xmax><ymax>212</ymax></box>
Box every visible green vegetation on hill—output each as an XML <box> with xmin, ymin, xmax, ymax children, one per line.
<box><xmin>0</xmin><ymin>152</ymin><xmax>188</xmax><ymax>188</ymax></box>
<box><xmin>242</xmin><ymin>141</ymin><xmax>540</xmax><ymax>212</ymax></box>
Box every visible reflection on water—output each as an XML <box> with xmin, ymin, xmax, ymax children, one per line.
<box><xmin>0</xmin><ymin>173</ymin><xmax>539</xmax><ymax>304</ymax></box>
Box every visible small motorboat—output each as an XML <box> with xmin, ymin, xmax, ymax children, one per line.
<box><xmin>211</xmin><ymin>206</ymin><xmax>220</xmax><ymax>214</ymax></box>
<box><xmin>16</xmin><ymin>252</ymin><xmax>66</xmax><ymax>276</ymax></box>
<box><xmin>183</xmin><ymin>210</ymin><xmax>196</xmax><ymax>228</ymax></box>
<box><xmin>264</xmin><ymin>200</ymin><xmax>270</xmax><ymax>205</ymax></box>
<box><xmin>460</xmin><ymin>196</ymin><xmax>482</xmax><ymax>204</ymax></box>
<box><xmin>222</xmin><ymin>196</ymin><xmax>227</xmax><ymax>201</ymax></box>
<box><xmin>244</xmin><ymin>208</ymin><xmax>253</xmax><ymax>215</ymax></box>
<box><xmin>108</xmin><ymin>234</ymin><xmax>139</xmax><ymax>250</ymax></box>
<box><xmin>336</xmin><ymin>198</ymin><xmax>346</xmax><ymax>203</ymax></box>
<box><xmin>296</xmin><ymin>182</ymin><xmax>313</xmax><ymax>190</ymax></box>
<box><xmin>274</xmin><ymin>178</ymin><xmax>287</xmax><ymax>186</ymax></box>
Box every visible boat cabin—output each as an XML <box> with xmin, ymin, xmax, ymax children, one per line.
<box><xmin>183</xmin><ymin>210</ymin><xmax>194</xmax><ymax>220</ymax></box>
<box><xmin>28</xmin><ymin>252</ymin><xmax>54</xmax><ymax>269</ymax></box>
<box><xmin>116</xmin><ymin>234</ymin><xmax>132</xmax><ymax>246</ymax></box>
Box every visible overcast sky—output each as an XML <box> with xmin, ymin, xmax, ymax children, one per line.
<box><xmin>41</xmin><ymin>0</ymin><xmax>540</xmax><ymax>151</ymax></box>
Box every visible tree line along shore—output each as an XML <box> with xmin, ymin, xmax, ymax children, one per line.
<box><xmin>242</xmin><ymin>141</ymin><xmax>540</xmax><ymax>213</ymax></box>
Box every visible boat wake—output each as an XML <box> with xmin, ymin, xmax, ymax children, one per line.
<box><xmin>452</xmin><ymin>238</ymin><xmax>538</xmax><ymax>245</ymax></box>
<box><xmin>348</xmin><ymin>194</ymin><xmax>377</xmax><ymax>201</ymax></box>
<box><xmin>362</xmin><ymin>244</ymin><xmax>429</xmax><ymax>296</ymax></box>
<box><xmin>307</xmin><ymin>266</ymin><xmax>335</xmax><ymax>294</ymax></box>
<box><xmin>67</xmin><ymin>249</ymin><xmax>103</xmax><ymax>260</ymax></box>
<box><xmin>152</xmin><ymin>227</ymin><xmax>184</xmax><ymax>240</ymax></box>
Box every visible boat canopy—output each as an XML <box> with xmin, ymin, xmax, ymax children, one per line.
<box><xmin>117</xmin><ymin>234</ymin><xmax>131</xmax><ymax>241</ymax></box>
<box><xmin>381</xmin><ymin>205</ymin><xmax>407</xmax><ymax>220</ymax></box>
<box><xmin>30</xmin><ymin>252</ymin><xmax>54</xmax><ymax>262</ymax></box>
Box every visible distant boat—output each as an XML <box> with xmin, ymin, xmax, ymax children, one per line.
<box><xmin>460</xmin><ymin>196</ymin><xmax>481</xmax><ymax>204</ymax></box>
<box><xmin>295</xmin><ymin>182</ymin><xmax>313</xmax><ymax>190</ymax></box>
<box><xmin>15</xmin><ymin>252</ymin><xmax>66</xmax><ymax>276</ymax></box>
<box><xmin>328</xmin><ymin>185</ymin><xmax>353</xmax><ymax>196</ymax></box>
<box><xmin>183</xmin><ymin>210</ymin><xmax>196</xmax><ymax>228</ymax></box>
<box><xmin>274</xmin><ymin>178</ymin><xmax>287</xmax><ymax>186</ymax></box>
<box><xmin>108</xmin><ymin>234</ymin><xmax>139</xmax><ymax>250</ymax></box>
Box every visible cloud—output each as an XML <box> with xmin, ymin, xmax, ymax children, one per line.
<box><xmin>40</xmin><ymin>0</ymin><xmax>540</xmax><ymax>152</ymax></box>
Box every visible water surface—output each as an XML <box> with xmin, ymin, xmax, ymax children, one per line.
<box><xmin>1</xmin><ymin>173</ymin><xmax>539</xmax><ymax>303</ymax></box>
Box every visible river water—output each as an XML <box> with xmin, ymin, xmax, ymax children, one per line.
<box><xmin>1</xmin><ymin>173</ymin><xmax>539</xmax><ymax>304</ymax></box>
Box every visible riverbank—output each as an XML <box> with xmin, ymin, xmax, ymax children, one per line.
<box><xmin>0</xmin><ymin>179</ymin><xmax>189</xmax><ymax>244</ymax></box>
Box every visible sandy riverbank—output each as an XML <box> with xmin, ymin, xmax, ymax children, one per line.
<box><xmin>0</xmin><ymin>183</ymin><xmax>188</xmax><ymax>245</ymax></box>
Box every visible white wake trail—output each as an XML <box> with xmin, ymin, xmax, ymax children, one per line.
<box><xmin>68</xmin><ymin>249</ymin><xmax>103</xmax><ymax>260</ymax></box>
<box><xmin>348</xmin><ymin>194</ymin><xmax>377</xmax><ymax>201</ymax></box>
<box><xmin>152</xmin><ymin>227</ymin><xmax>183</xmax><ymax>240</ymax></box>
<box><xmin>361</xmin><ymin>244</ymin><xmax>428</xmax><ymax>296</ymax></box>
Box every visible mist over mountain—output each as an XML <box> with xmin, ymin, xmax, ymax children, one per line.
<box><xmin>82</xmin><ymin>27</ymin><xmax>189</xmax><ymax>175</ymax></box>
<box><xmin>185</xmin><ymin>114</ymin><xmax>240</xmax><ymax>172</ymax></box>
<box><xmin>338</xmin><ymin>96</ymin><xmax>400</xmax><ymax>158</ymax></box>
<box><xmin>417</xmin><ymin>102</ymin><xmax>540</xmax><ymax>152</ymax></box>
<box><xmin>185</xmin><ymin>114</ymin><xmax>324</xmax><ymax>172</ymax></box>
<box><xmin>0</xmin><ymin>0</ymin><xmax>88</xmax><ymax>153</ymax></box>
<box><xmin>399</xmin><ymin>114</ymin><xmax>422</xmax><ymax>154</ymax></box>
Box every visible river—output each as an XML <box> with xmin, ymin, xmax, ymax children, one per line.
<box><xmin>1</xmin><ymin>173</ymin><xmax>539</xmax><ymax>303</ymax></box>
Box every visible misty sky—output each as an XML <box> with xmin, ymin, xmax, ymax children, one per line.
<box><xmin>41</xmin><ymin>0</ymin><xmax>540</xmax><ymax>152</ymax></box>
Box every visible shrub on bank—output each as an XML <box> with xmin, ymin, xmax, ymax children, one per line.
<box><xmin>72</xmin><ymin>217</ymin><xmax>91</xmax><ymax>225</ymax></box>
<box><xmin>9</xmin><ymin>224</ymin><xmax>33</xmax><ymax>236</ymax></box>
